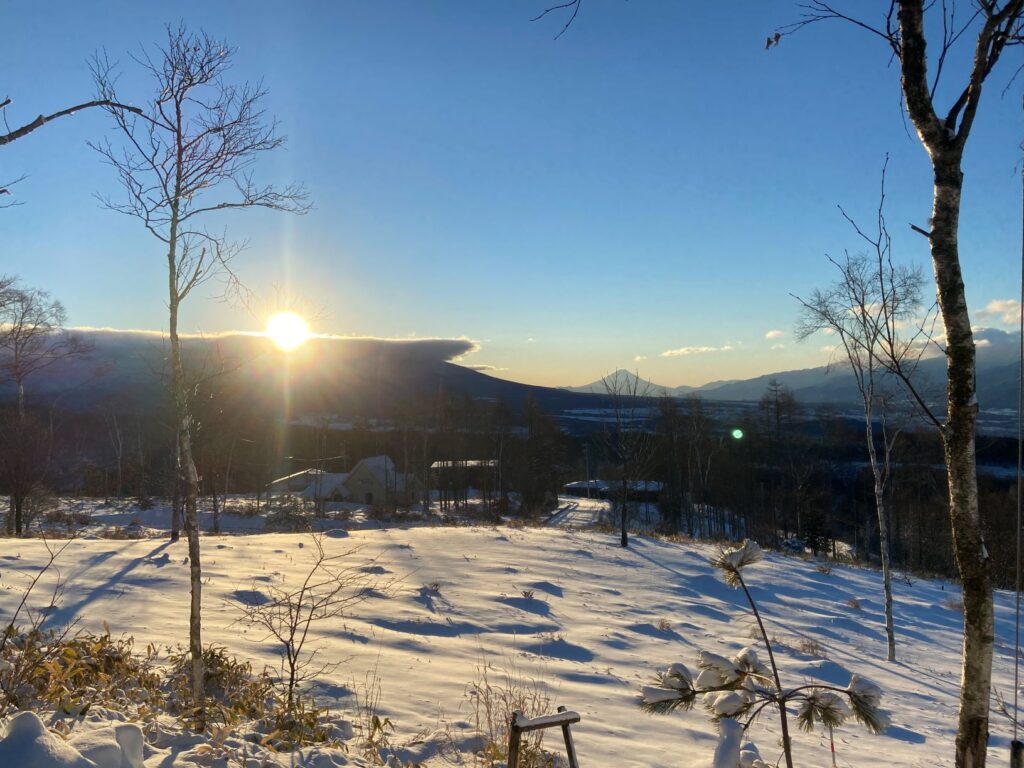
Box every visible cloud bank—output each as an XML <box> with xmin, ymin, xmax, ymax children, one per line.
<box><xmin>978</xmin><ymin>299</ymin><xmax>1021</xmax><ymax>325</ymax></box>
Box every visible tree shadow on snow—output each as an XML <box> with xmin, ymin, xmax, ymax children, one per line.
<box><xmin>44</xmin><ymin>540</ymin><xmax>175</xmax><ymax>631</ymax></box>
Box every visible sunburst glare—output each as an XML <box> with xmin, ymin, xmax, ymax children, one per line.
<box><xmin>265</xmin><ymin>311</ymin><xmax>311</xmax><ymax>351</ymax></box>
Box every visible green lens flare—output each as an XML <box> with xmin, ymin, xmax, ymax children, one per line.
<box><xmin>731</xmin><ymin>429</ymin><xmax>744</xmax><ymax>440</ymax></box>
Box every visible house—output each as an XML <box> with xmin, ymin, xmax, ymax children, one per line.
<box><xmin>344</xmin><ymin>455</ymin><xmax>421</xmax><ymax>507</ymax></box>
<box><xmin>268</xmin><ymin>468</ymin><xmax>326</xmax><ymax>495</ymax></box>
<box><xmin>300</xmin><ymin>472</ymin><xmax>350</xmax><ymax>502</ymax></box>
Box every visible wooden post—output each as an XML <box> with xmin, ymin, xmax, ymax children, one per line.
<box><xmin>507</xmin><ymin>711</ymin><xmax>522</xmax><ymax>768</ymax></box>
<box><xmin>1012</xmin><ymin>740</ymin><xmax>1024</xmax><ymax>768</ymax></box>
<box><xmin>506</xmin><ymin>708</ymin><xmax>580</xmax><ymax>768</ymax></box>
<box><xmin>557</xmin><ymin>705</ymin><xmax>580</xmax><ymax>768</ymax></box>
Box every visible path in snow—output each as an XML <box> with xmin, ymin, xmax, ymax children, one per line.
<box><xmin>546</xmin><ymin>497</ymin><xmax>612</xmax><ymax>527</ymax></box>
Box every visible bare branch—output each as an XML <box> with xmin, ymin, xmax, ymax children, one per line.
<box><xmin>531</xmin><ymin>0</ymin><xmax>583</xmax><ymax>39</ymax></box>
<box><xmin>0</xmin><ymin>98</ymin><xmax>142</xmax><ymax>146</ymax></box>
<box><xmin>774</xmin><ymin>2</ymin><xmax>900</xmax><ymax>55</ymax></box>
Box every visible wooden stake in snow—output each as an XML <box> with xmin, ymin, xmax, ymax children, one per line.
<box><xmin>507</xmin><ymin>706</ymin><xmax>581</xmax><ymax>768</ymax></box>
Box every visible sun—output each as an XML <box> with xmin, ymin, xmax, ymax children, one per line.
<box><xmin>265</xmin><ymin>311</ymin><xmax>311</xmax><ymax>351</ymax></box>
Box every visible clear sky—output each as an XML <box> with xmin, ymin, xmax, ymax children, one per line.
<box><xmin>3</xmin><ymin>2</ymin><xmax>1022</xmax><ymax>388</ymax></box>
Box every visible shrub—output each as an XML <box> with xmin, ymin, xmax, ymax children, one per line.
<box><xmin>797</xmin><ymin>638</ymin><xmax>827</xmax><ymax>658</ymax></box>
<box><xmin>166</xmin><ymin>643</ymin><xmax>273</xmax><ymax>725</ymax></box>
<box><xmin>42</xmin><ymin>508</ymin><xmax>92</xmax><ymax>529</ymax></box>
<box><xmin>264</xmin><ymin>495</ymin><xmax>311</xmax><ymax>532</ymax></box>
<box><xmin>231</xmin><ymin>533</ymin><xmax>383</xmax><ymax>745</ymax></box>
<box><xmin>0</xmin><ymin>628</ymin><xmax>161</xmax><ymax>716</ymax></box>
<box><xmin>22</xmin><ymin>487</ymin><xmax>61</xmax><ymax>532</ymax></box>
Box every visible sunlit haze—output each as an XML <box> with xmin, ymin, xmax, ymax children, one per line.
<box><xmin>266</xmin><ymin>312</ymin><xmax>312</xmax><ymax>352</ymax></box>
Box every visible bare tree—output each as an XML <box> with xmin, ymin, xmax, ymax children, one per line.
<box><xmin>104</xmin><ymin>404</ymin><xmax>125</xmax><ymax>499</ymax></box>
<box><xmin>0</xmin><ymin>280</ymin><xmax>89</xmax><ymax>535</ymax></box>
<box><xmin>795</xmin><ymin>165</ymin><xmax>936</xmax><ymax>663</ymax></box>
<box><xmin>231</xmin><ymin>534</ymin><xmax>383</xmax><ymax>723</ymax></box>
<box><xmin>91</xmin><ymin>24</ymin><xmax>308</xmax><ymax>724</ymax></box>
<box><xmin>537</xmin><ymin>3</ymin><xmax>1024</xmax><ymax>762</ymax></box>
<box><xmin>600</xmin><ymin>370</ymin><xmax>655</xmax><ymax>547</ymax></box>
<box><xmin>0</xmin><ymin>283</ymin><xmax>87</xmax><ymax>417</ymax></box>
<box><xmin>774</xmin><ymin>4</ymin><xmax>1024</xmax><ymax>764</ymax></box>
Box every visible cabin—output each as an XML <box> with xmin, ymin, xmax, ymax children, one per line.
<box><xmin>300</xmin><ymin>472</ymin><xmax>350</xmax><ymax>502</ymax></box>
<box><xmin>344</xmin><ymin>455</ymin><xmax>421</xmax><ymax>507</ymax></box>
<box><xmin>268</xmin><ymin>468</ymin><xmax>326</xmax><ymax>495</ymax></box>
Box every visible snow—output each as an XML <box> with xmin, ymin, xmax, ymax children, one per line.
<box><xmin>0</xmin><ymin>521</ymin><xmax>1020</xmax><ymax>766</ymax></box>
<box><xmin>712</xmin><ymin>718</ymin><xmax>744</xmax><ymax>768</ymax></box>
<box><xmin>0</xmin><ymin>712</ymin><xmax>99</xmax><ymax>768</ymax></box>
<box><xmin>67</xmin><ymin>723</ymin><xmax>145</xmax><ymax>768</ymax></box>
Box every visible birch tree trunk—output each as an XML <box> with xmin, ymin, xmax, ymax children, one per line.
<box><xmin>896</xmin><ymin>5</ymin><xmax>995</xmax><ymax>763</ymax></box>
<box><xmin>865</xmin><ymin>412</ymin><xmax>896</xmax><ymax>662</ymax></box>
<box><xmin>168</xmin><ymin>196</ymin><xmax>204</xmax><ymax>726</ymax></box>
<box><xmin>932</xmin><ymin>152</ymin><xmax>991</xmax><ymax>768</ymax></box>
<box><xmin>92</xmin><ymin>25</ymin><xmax>307</xmax><ymax>733</ymax></box>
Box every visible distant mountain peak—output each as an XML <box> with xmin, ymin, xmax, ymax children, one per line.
<box><xmin>562</xmin><ymin>370</ymin><xmax>695</xmax><ymax>397</ymax></box>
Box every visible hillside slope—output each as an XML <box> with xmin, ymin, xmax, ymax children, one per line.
<box><xmin>0</xmin><ymin>523</ymin><xmax>1017</xmax><ymax>767</ymax></box>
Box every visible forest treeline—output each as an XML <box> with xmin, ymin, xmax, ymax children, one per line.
<box><xmin>4</xmin><ymin>371</ymin><xmax>1018</xmax><ymax>586</ymax></box>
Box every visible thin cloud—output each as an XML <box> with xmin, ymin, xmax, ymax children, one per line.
<box><xmin>634</xmin><ymin>355</ymin><xmax>647</xmax><ymax>362</ymax></box>
<box><xmin>770</xmin><ymin>343</ymin><xmax>785</xmax><ymax>350</ymax></box>
<box><xmin>978</xmin><ymin>299</ymin><xmax>1022</xmax><ymax>325</ymax></box>
<box><xmin>764</xmin><ymin>330</ymin><xmax>784</xmax><ymax>340</ymax></box>
<box><xmin>660</xmin><ymin>345</ymin><xmax>734</xmax><ymax>357</ymax></box>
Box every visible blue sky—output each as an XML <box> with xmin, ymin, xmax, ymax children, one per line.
<box><xmin>3</xmin><ymin>2</ymin><xmax>1022</xmax><ymax>387</ymax></box>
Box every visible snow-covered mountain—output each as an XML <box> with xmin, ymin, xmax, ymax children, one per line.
<box><xmin>562</xmin><ymin>369</ymin><xmax>698</xmax><ymax>397</ymax></box>
<box><xmin>564</xmin><ymin>327</ymin><xmax>1021</xmax><ymax>411</ymax></box>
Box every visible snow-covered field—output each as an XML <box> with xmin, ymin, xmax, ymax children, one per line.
<box><xmin>0</xmin><ymin>514</ymin><xmax>1019</xmax><ymax>767</ymax></box>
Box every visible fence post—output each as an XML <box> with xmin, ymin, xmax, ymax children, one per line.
<box><xmin>557</xmin><ymin>705</ymin><xmax>580</xmax><ymax>768</ymax></box>
<box><xmin>507</xmin><ymin>711</ymin><xmax>522</xmax><ymax>768</ymax></box>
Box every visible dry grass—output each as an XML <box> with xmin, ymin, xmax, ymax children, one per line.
<box><xmin>942</xmin><ymin>596</ymin><xmax>964</xmax><ymax>612</ymax></box>
<box><xmin>466</xmin><ymin>657</ymin><xmax>558</xmax><ymax>768</ymax></box>
<box><xmin>797</xmin><ymin>637</ymin><xmax>827</xmax><ymax>658</ymax></box>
